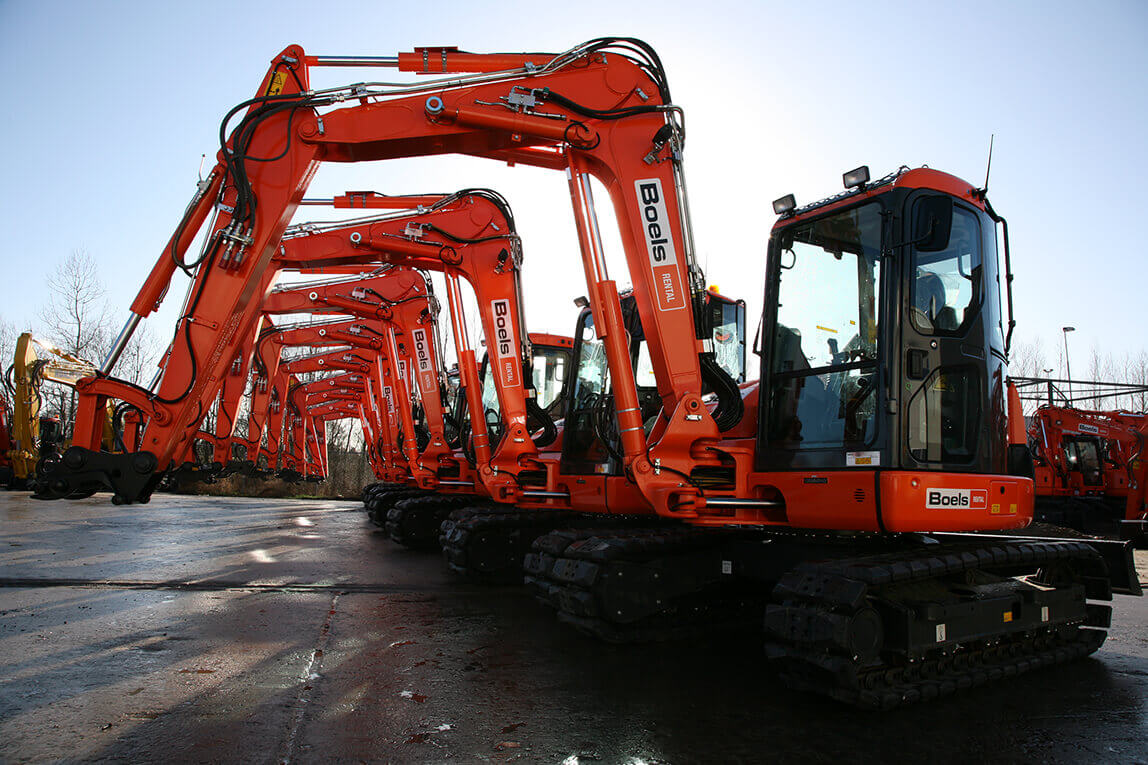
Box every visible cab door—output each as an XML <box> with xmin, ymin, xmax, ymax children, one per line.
<box><xmin>899</xmin><ymin>194</ymin><xmax>993</xmax><ymax>473</ymax></box>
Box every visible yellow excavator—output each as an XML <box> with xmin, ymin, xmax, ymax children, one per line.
<box><xmin>3</xmin><ymin>333</ymin><xmax>113</xmax><ymax>489</ymax></box>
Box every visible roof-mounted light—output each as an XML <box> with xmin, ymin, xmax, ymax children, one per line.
<box><xmin>843</xmin><ymin>166</ymin><xmax>870</xmax><ymax>190</ymax></box>
<box><xmin>772</xmin><ymin>194</ymin><xmax>796</xmax><ymax>215</ymax></box>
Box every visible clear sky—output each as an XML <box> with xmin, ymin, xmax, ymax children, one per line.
<box><xmin>1</xmin><ymin>0</ymin><xmax>1146</xmax><ymax>381</ymax></box>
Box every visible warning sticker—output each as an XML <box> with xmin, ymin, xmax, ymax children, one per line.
<box><xmin>846</xmin><ymin>450</ymin><xmax>881</xmax><ymax>467</ymax></box>
<box><xmin>266</xmin><ymin>71</ymin><xmax>286</xmax><ymax>97</ymax></box>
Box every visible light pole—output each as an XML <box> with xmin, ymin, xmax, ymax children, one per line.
<box><xmin>1043</xmin><ymin>368</ymin><xmax>1054</xmax><ymax>406</ymax></box>
<box><xmin>1062</xmin><ymin>326</ymin><xmax>1075</xmax><ymax>404</ymax></box>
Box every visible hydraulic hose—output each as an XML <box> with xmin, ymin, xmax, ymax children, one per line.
<box><xmin>525</xmin><ymin>395</ymin><xmax>558</xmax><ymax>449</ymax></box>
<box><xmin>699</xmin><ymin>351</ymin><xmax>743</xmax><ymax>432</ymax></box>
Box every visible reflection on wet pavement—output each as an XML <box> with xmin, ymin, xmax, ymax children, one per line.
<box><xmin>1</xmin><ymin>493</ymin><xmax>1145</xmax><ymax>762</ymax></box>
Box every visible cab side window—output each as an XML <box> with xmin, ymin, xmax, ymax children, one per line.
<box><xmin>911</xmin><ymin>207</ymin><xmax>982</xmax><ymax>335</ymax></box>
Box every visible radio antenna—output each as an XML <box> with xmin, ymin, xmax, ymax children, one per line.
<box><xmin>982</xmin><ymin>134</ymin><xmax>995</xmax><ymax>193</ymax></box>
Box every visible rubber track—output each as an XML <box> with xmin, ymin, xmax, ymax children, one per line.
<box><xmin>385</xmin><ymin>494</ymin><xmax>476</xmax><ymax>550</ymax></box>
<box><xmin>763</xmin><ymin>539</ymin><xmax>1111</xmax><ymax>709</ymax></box>
<box><xmin>524</xmin><ymin>526</ymin><xmax>762</xmax><ymax>643</ymax></box>
<box><xmin>439</xmin><ymin>506</ymin><xmax>592</xmax><ymax>583</ymax></box>
<box><xmin>365</xmin><ymin>488</ymin><xmax>432</xmax><ymax>527</ymax></box>
<box><xmin>360</xmin><ymin>482</ymin><xmax>406</xmax><ymax>511</ymax></box>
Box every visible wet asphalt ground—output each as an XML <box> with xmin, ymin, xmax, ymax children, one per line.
<box><xmin>1</xmin><ymin>492</ymin><xmax>1146</xmax><ymax>764</ymax></box>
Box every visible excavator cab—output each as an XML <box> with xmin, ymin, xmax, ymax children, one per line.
<box><xmin>562</xmin><ymin>290</ymin><xmax>746</xmax><ymax>476</ymax></box>
<box><xmin>38</xmin><ymin>416</ymin><xmax>64</xmax><ymax>457</ymax></box>
<box><xmin>1061</xmin><ymin>435</ymin><xmax>1105</xmax><ymax>491</ymax></box>
<box><xmin>472</xmin><ymin>334</ymin><xmax>575</xmax><ymax>452</ymax></box>
<box><xmin>759</xmin><ymin>167</ymin><xmax>1010</xmax><ymax>479</ymax></box>
<box><xmin>527</xmin><ymin>333</ymin><xmax>575</xmax><ymax>419</ymax></box>
<box><xmin>441</xmin><ymin>366</ymin><xmax>463</xmax><ymax>448</ymax></box>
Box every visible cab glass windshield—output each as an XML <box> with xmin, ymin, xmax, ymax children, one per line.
<box><xmin>767</xmin><ymin>202</ymin><xmax>882</xmax><ymax>450</ymax></box>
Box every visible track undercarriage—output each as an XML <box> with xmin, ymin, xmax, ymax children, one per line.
<box><xmin>494</xmin><ymin>516</ymin><xmax>1119</xmax><ymax>708</ymax></box>
<box><xmin>361</xmin><ymin>482</ymin><xmax>1125</xmax><ymax>708</ymax></box>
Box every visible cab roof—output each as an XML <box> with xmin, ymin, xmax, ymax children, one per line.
<box><xmin>772</xmin><ymin>167</ymin><xmax>986</xmax><ymax>230</ymax></box>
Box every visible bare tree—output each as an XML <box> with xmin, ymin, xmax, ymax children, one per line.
<box><xmin>1128</xmin><ymin>349</ymin><xmax>1148</xmax><ymax>413</ymax></box>
<box><xmin>0</xmin><ymin>315</ymin><xmax>17</xmax><ymax>422</ymax></box>
<box><xmin>1087</xmin><ymin>345</ymin><xmax>1112</xmax><ymax>384</ymax></box>
<box><xmin>40</xmin><ymin>250</ymin><xmax>112</xmax><ymax>361</ymax></box>
<box><xmin>1009</xmin><ymin>337</ymin><xmax>1048</xmax><ymax>378</ymax></box>
<box><xmin>38</xmin><ymin>250</ymin><xmax>112</xmax><ymax>426</ymax></box>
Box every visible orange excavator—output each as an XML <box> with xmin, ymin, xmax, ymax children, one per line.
<box><xmin>258</xmin><ymin>317</ymin><xmax>412</xmax><ymax>475</ymax></box>
<box><xmin>1029</xmin><ymin>405</ymin><xmax>1147</xmax><ymax>539</ymax></box>
<box><xmin>277</xmin><ymin>191</ymin><xmax>559</xmax><ymax>499</ymax></box>
<box><xmin>263</xmin><ymin>269</ymin><xmax>450</xmax><ymax>486</ymax></box>
<box><xmin>194</xmin><ymin>261</ymin><xmax>440</xmax><ymax>484</ymax></box>
<box><xmin>162</xmin><ymin>188</ymin><xmax>574</xmax><ymax>514</ymax></box>
<box><xmin>38</xmin><ymin>39</ymin><xmax>1140</xmax><ymax>708</ymax></box>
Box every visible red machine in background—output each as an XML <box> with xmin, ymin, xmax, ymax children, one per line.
<box><xmin>1029</xmin><ymin>405</ymin><xmax>1147</xmax><ymax>539</ymax></box>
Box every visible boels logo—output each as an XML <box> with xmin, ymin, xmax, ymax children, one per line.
<box><xmin>489</xmin><ymin>299</ymin><xmax>519</xmax><ymax>388</ymax></box>
<box><xmin>636</xmin><ymin>179</ymin><xmax>685</xmax><ymax>312</ymax></box>
<box><xmin>926</xmin><ymin>488</ymin><xmax>989</xmax><ymax>510</ymax></box>
<box><xmin>412</xmin><ymin>328</ymin><xmax>432</xmax><ymax>374</ymax></box>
